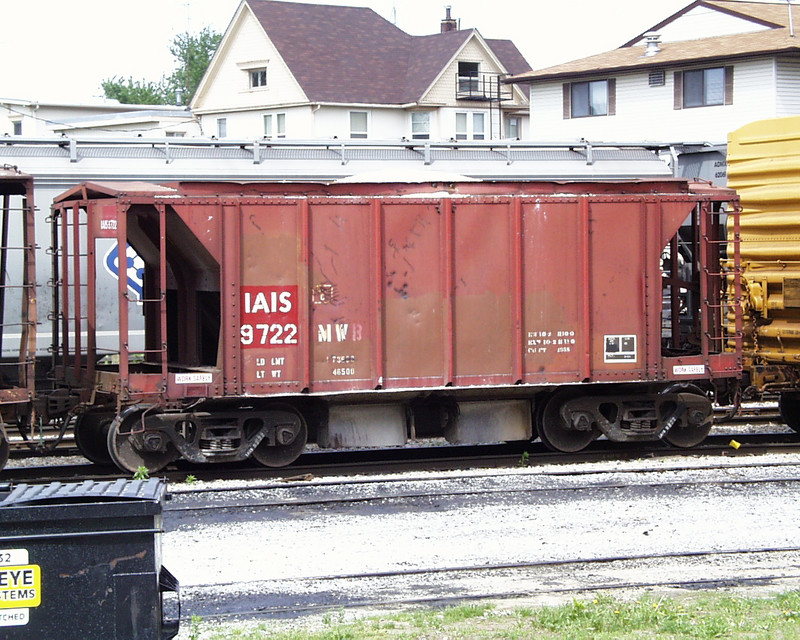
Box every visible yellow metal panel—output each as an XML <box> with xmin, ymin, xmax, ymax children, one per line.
<box><xmin>728</xmin><ymin>116</ymin><xmax>800</xmax><ymax>367</ymax></box>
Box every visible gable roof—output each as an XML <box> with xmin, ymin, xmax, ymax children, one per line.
<box><xmin>244</xmin><ymin>0</ymin><xmax>530</xmax><ymax>104</ymax></box>
<box><xmin>622</xmin><ymin>0</ymin><xmax>791</xmax><ymax>47</ymax></box>
<box><xmin>508</xmin><ymin>0</ymin><xmax>800</xmax><ymax>84</ymax></box>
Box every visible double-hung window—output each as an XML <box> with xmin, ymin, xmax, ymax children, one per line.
<box><xmin>504</xmin><ymin>117</ymin><xmax>520</xmax><ymax>139</ymax></box>
<box><xmin>350</xmin><ymin>111</ymin><xmax>368</xmax><ymax>139</ymax></box>
<box><xmin>455</xmin><ymin>112</ymin><xmax>486</xmax><ymax>140</ymax></box>
<box><xmin>264</xmin><ymin>113</ymin><xmax>286</xmax><ymax>138</ymax></box>
<box><xmin>411</xmin><ymin>111</ymin><xmax>431</xmax><ymax>140</ymax></box>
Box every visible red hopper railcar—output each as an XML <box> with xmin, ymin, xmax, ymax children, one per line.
<box><xmin>51</xmin><ymin>178</ymin><xmax>741</xmax><ymax>473</ymax></box>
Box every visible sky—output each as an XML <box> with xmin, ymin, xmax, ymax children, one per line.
<box><xmin>2</xmin><ymin>0</ymin><xmax>699</xmax><ymax>103</ymax></box>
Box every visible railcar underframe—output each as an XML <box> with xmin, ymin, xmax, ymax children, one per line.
<box><xmin>50</xmin><ymin>180</ymin><xmax>742</xmax><ymax>473</ymax></box>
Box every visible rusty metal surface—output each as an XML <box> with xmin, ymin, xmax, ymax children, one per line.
<box><xmin>52</xmin><ymin>179</ymin><xmax>739</xmax><ymax>406</ymax></box>
<box><xmin>0</xmin><ymin>167</ymin><xmax>36</xmax><ymax>415</ymax></box>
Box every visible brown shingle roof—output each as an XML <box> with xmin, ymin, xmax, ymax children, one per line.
<box><xmin>246</xmin><ymin>0</ymin><xmax>530</xmax><ymax>104</ymax></box>
<box><xmin>508</xmin><ymin>11</ymin><xmax>800</xmax><ymax>84</ymax></box>
<box><xmin>703</xmin><ymin>0</ymin><xmax>793</xmax><ymax>26</ymax></box>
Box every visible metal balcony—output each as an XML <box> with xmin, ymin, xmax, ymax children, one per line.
<box><xmin>455</xmin><ymin>73</ymin><xmax>513</xmax><ymax>102</ymax></box>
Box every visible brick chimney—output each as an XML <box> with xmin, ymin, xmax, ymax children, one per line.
<box><xmin>441</xmin><ymin>6</ymin><xmax>457</xmax><ymax>32</ymax></box>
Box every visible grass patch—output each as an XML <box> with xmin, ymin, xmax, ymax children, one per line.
<box><xmin>188</xmin><ymin>590</ymin><xmax>800</xmax><ymax>639</ymax></box>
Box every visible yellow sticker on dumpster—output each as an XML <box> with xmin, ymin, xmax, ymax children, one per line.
<box><xmin>0</xmin><ymin>565</ymin><xmax>41</xmax><ymax>608</ymax></box>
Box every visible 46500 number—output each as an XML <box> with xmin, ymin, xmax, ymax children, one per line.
<box><xmin>240</xmin><ymin>323</ymin><xmax>298</xmax><ymax>346</ymax></box>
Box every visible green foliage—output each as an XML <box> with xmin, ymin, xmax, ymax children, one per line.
<box><xmin>196</xmin><ymin>590</ymin><xmax>800</xmax><ymax>639</ymax></box>
<box><xmin>167</xmin><ymin>27</ymin><xmax>222</xmax><ymax>104</ymax></box>
<box><xmin>133</xmin><ymin>465</ymin><xmax>149</xmax><ymax>480</ymax></box>
<box><xmin>185</xmin><ymin>474</ymin><xmax>198</xmax><ymax>484</ymax></box>
<box><xmin>101</xmin><ymin>76</ymin><xmax>169</xmax><ymax>105</ymax></box>
<box><xmin>189</xmin><ymin>614</ymin><xmax>203</xmax><ymax>640</ymax></box>
<box><xmin>102</xmin><ymin>28</ymin><xmax>220</xmax><ymax>105</ymax></box>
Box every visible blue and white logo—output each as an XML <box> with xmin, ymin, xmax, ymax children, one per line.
<box><xmin>103</xmin><ymin>243</ymin><xmax>144</xmax><ymax>301</ymax></box>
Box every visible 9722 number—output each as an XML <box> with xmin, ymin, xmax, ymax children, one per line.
<box><xmin>241</xmin><ymin>323</ymin><xmax>298</xmax><ymax>346</ymax></box>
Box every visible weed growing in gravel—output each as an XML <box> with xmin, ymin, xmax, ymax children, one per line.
<box><xmin>192</xmin><ymin>590</ymin><xmax>800</xmax><ymax>639</ymax></box>
<box><xmin>133</xmin><ymin>465</ymin><xmax>149</xmax><ymax>480</ymax></box>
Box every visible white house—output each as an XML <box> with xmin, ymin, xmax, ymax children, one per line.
<box><xmin>190</xmin><ymin>1</ymin><xmax>531</xmax><ymax>141</ymax></box>
<box><xmin>0</xmin><ymin>98</ymin><xmax>200</xmax><ymax>138</ymax></box>
<box><xmin>506</xmin><ymin>0</ymin><xmax>800</xmax><ymax>143</ymax></box>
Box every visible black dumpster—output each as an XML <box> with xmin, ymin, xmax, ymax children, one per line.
<box><xmin>0</xmin><ymin>478</ymin><xmax>179</xmax><ymax>639</ymax></box>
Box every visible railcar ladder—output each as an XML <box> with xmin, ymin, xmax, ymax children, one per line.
<box><xmin>0</xmin><ymin>188</ymin><xmax>37</xmax><ymax>404</ymax></box>
<box><xmin>700</xmin><ymin>199</ymin><xmax>742</xmax><ymax>368</ymax></box>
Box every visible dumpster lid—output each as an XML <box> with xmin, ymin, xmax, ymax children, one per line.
<box><xmin>0</xmin><ymin>479</ymin><xmax>166</xmax><ymax>506</ymax></box>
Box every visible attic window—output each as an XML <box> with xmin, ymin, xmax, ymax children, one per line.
<box><xmin>458</xmin><ymin>61</ymin><xmax>480</xmax><ymax>94</ymax></box>
<box><xmin>250</xmin><ymin>68</ymin><xmax>267</xmax><ymax>88</ymax></box>
<box><xmin>649</xmin><ymin>70</ymin><xmax>665</xmax><ymax>87</ymax></box>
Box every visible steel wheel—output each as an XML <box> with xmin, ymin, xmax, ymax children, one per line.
<box><xmin>779</xmin><ymin>393</ymin><xmax>800</xmax><ymax>433</ymax></box>
<box><xmin>252</xmin><ymin>405</ymin><xmax>308</xmax><ymax>467</ymax></box>
<box><xmin>0</xmin><ymin>430</ymin><xmax>8</xmax><ymax>469</ymax></box>
<box><xmin>73</xmin><ymin>411</ymin><xmax>115</xmax><ymax>465</ymax></box>
<box><xmin>662</xmin><ymin>392</ymin><xmax>713</xmax><ymax>448</ymax></box>
<box><xmin>536</xmin><ymin>392</ymin><xmax>599</xmax><ymax>453</ymax></box>
<box><xmin>107</xmin><ymin>409</ymin><xmax>178</xmax><ymax>475</ymax></box>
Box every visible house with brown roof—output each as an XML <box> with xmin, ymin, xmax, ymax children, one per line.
<box><xmin>506</xmin><ymin>0</ymin><xmax>800</xmax><ymax>143</ymax></box>
<box><xmin>190</xmin><ymin>1</ymin><xmax>530</xmax><ymax>141</ymax></box>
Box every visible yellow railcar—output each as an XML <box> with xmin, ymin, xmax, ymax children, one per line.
<box><xmin>727</xmin><ymin>116</ymin><xmax>800</xmax><ymax>429</ymax></box>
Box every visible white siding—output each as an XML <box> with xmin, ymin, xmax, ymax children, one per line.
<box><xmin>529</xmin><ymin>58</ymin><xmax>778</xmax><ymax>144</ymax></box>
<box><xmin>199</xmin><ymin>105</ymin><xmax>315</xmax><ymax>139</ymax></box>
<box><xmin>193</xmin><ymin>9</ymin><xmax>307</xmax><ymax>115</ymax></box>
<box><xmin>776</xmin><ymin>57</ymin><xmax>800</xmax><ymax>117</ymax></box>
<box><xmin>629</xmin><ymin>6</ymin><xmax>769</xmax><ymax>45</ymax></box>
<box><xmin>312</xmin><ymin>107</ymin><xmax>408</xmax><ymax>140</ymax></box>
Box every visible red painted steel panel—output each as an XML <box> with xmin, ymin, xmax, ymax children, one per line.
<box><xmin>56</xmin><ymin>180</ymin><xmax>739</xmax><ymax>408</ymax></box>
<box><xmin>238</xmin><ymin>202</ymin><xmax>303</xmax><ymax>393</ymax></box>
<box><xmin>381</xmin><ymin>202</ymin><xmax>446</xmax><ymax>388</ymax></box>
<box><xmin>172</xmin><ymin>202</ymin><xmax>223</xmax><ymax>264</ymax></box>
<box><xmin>308</xmin><ymin>201</ymin><xmax>375</xmax><ymax>392</ymax></box>
<box><xmin>588</xmin><ymin>200</ymin><xmax>647</xmax><ymax>379</ymax></box>
<box><xmin>521</xmin><ymin>198</ymin><xmax>583</xmax><ymax>383</ymax></box>
<box><xmin>452</xmin><ymin>200</ymin><xmax>516</xmax><ymax>386</ymax></box>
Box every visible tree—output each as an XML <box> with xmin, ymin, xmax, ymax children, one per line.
<box><xmin>101</xmin><ymin>77</ymin><xmax>169</xmax><ymax>105</ymax></box>
<box><xmin>102</xmin><ymin>28</ymin><xmax>221</xmax><ymax>105</ymax></box>
<box><xmin>168</xmin><ymin>27</ymin><xmax>222</xmax><ymax>104</ymax></box>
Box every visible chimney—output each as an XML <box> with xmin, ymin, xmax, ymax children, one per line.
<box><xmin>644</xmin><ymin>33</ymin><xmax>661</xmax><ymax>56</ymax></box>
<box><xmin>441</xmin><ymin>6</ymin><xmax>457</xmax><ymax>33</ymax></box>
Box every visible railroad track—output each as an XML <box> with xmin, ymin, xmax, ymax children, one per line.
<box><xmin>166</xmin><ymin>461</ymin><xmax>800</xmax><ymax>513</ymax></box>
<box><xmin>161</xmin><ymin>454</ymin><xmax>800</xmax><ymax>625</ymax></box>
<box><xmin>181</xmin><ymin>547</ymin><xmax>800</xmax><ymax>622</ymax></box>
<box><xmin>3</xmin><ymin>427</ymin><xmax>800</xmax><ymax>485</ymax></box>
